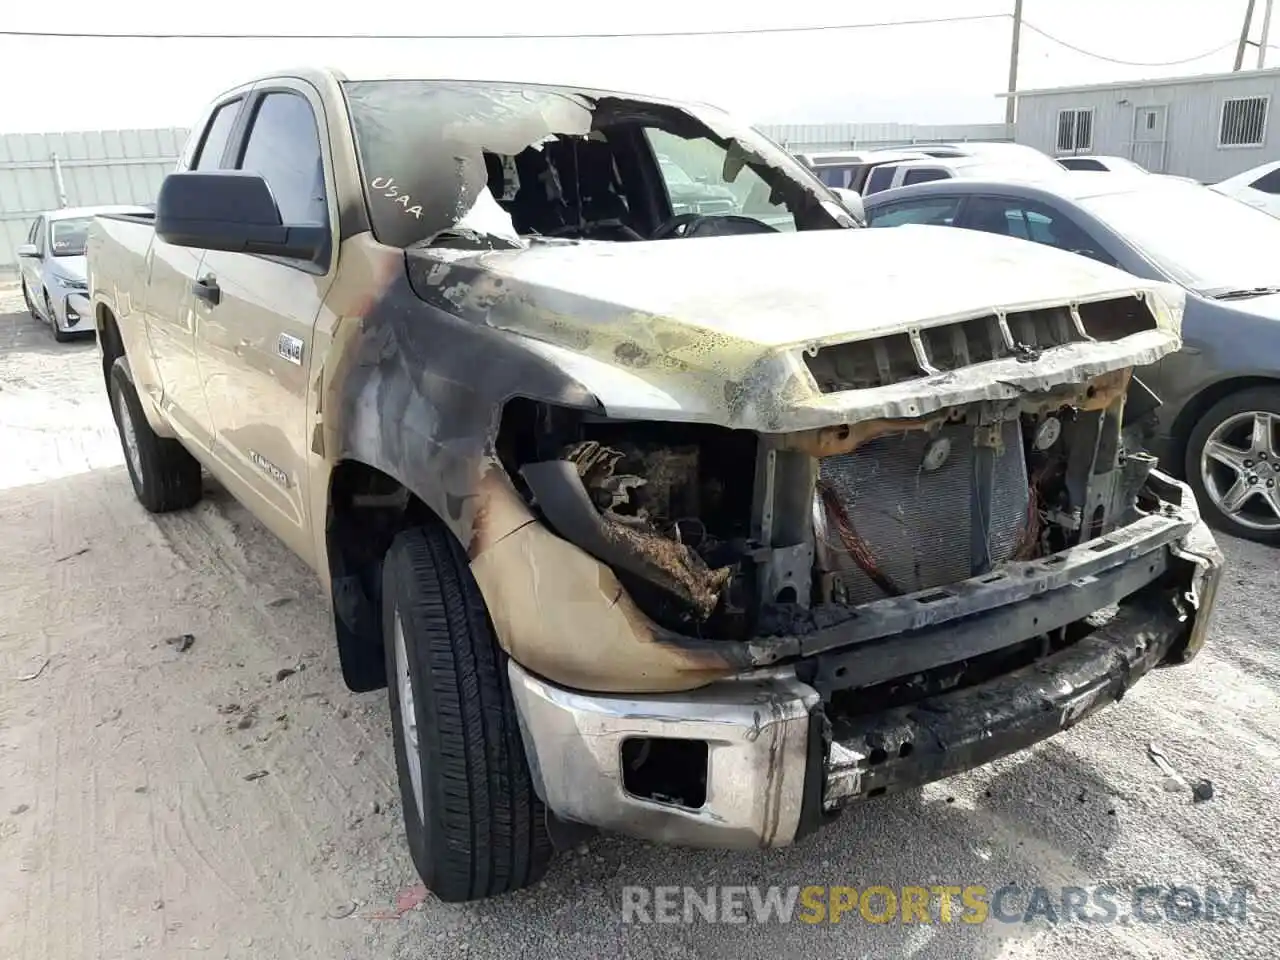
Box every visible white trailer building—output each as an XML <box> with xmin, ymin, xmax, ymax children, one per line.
<box><xmin>1006</xmin><ymin>66</ymin><xmax>1280</xmax><ymax>183</ymax></box>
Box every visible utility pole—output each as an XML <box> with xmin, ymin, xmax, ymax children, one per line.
<box><xmin>1005</xmin><ymin>0</ymin><xmax>1024</xmax><ymax>126</ymax></box>
<box><xmin>1258</xmin><ymin>0</ymin><xmax>1274</xmax><ymax>68</ymax></box>
<box><xmin>1236</xmin><ymin>0</ymin><xmax>1257</xmax><ymax>70</ymax></box>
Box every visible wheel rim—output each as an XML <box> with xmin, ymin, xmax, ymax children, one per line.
<box><xmin>393</xmin><ymin>611</ymin><xmax>425</xmax><ymax>822</ymax></box>
<box><xmin>1200</xmin><ymin>409</ymin><xmax>1280</xmax><ymax>531</ymax></box>
<box><xmin>114</xmin><ymin>388</ymin><xmax>143</xmax><ymax>481</ymax></box>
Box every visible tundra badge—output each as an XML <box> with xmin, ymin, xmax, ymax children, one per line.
<box><xmin>249</xmin><ymin>450</ymin><xmax>289</xmax><ymax>488</ymax></box>
<box><xmin>276</xmin><ymin>333</ymin><xmax>304</xmax><ymax>366</ymax></box>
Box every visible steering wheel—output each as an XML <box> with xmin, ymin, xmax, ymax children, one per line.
<box><xmin>544</xmin><ymin>218</ymin><xmax>646</xmax><ymax>241</ymax></box>
<box><xmin>650</xmin><ymin>212</ymin><xmax>706</xmax><ymax>240</ymax></box>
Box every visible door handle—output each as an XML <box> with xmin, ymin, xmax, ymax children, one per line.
<box><xmin>192</xmin><ymin>275</ymin><xmax>220</xmax><ymax>307</ymax></box>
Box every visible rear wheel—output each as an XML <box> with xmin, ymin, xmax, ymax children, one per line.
<box><xmin>108</xmin><ymin>360</ymin><xmax>203</xmax><ymax>513</ymax></box>
<box><xmin>383</xmin><ymin>523</ymin><xmax>552</xmax><ymax>902</ymax></box>
<box><xmin>1185</xmin><ymin>386</ymin><xmax>1280</xmax><ymax>544</ymax></box>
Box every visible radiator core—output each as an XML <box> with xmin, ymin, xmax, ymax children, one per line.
<box><xmin>817</xmin><ymin>419</ymin><xmax>1029</xmax><ymax>604</ymax></box>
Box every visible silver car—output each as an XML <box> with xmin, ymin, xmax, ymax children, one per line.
<box><xmin>16</xmin><ymin>205</ymin><xmax>150</xmax><ymax>341</ymax></box>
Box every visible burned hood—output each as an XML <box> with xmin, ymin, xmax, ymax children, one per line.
<box><xmin>406</xmin><ymin>227</ymin><xmax>1186</xmax><ymax>432</ymax></box>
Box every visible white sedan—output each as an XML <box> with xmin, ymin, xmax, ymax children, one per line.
<box><xmin>16</xmin><ymin>205</ymin><xmax>150</xmax><ymax>342</ymax></box>
<box><xmin>1211</xmin><ymin>160</ymin><xmax>1280</xmax><ymax>219</ymax></box>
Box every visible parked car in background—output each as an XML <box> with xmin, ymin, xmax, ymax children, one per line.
<box><xmin>1059</xmin><ymin>155</ymin><xmax>1150</xmax><ymax>174</ymax></box>
<box><xmin>1211</xmin><ymin>160</ymin><xmax>1280</xmax><ymax>218</ymax></box>
<box><xmin>798</xmin><ymin>148</ymin><xmax>929</xmax><ymax>192</ymax></box>
<box><xmin>654</xmin><ymin>153</ymin><xmax>741</xmax><ymax>216</ymax></box>
<box><xmin>889</xmin><ymin>141</ymin><xmax>1065</xmax><ymax>173</ymax></box>
<box><xmin>865</xmin><ymin>176</ymin><xmax>1280</xmax><ymax>543</ymax></box>
<box><xmin>16</xmin><ymin>205</ymin><xmax>151</xmax><ymax>341</ymax></box>
<box><xmin>1058</xmin><ymin>155</ymin><xmax>1200</xmax><ymax>185</ymax></box>
<box><xmin>862</xmin><ymin>155</ymin><xmax>1063</xmax><ymax>196</ymax></box>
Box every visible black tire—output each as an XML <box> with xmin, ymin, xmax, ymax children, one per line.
<box><xmin>45</xmin><ymin>290</ymin><xmax>72</xmax><ymax>343</ymax></box>
<box><xmin>108</xmin><ymin>360</ymin><xmax>203</xmax><ymax>513</ymax></box>
<box><xmin>1184</xmin><ymin>385</ymin><xmax>1280</xmax><ymax>545</ymax></box>
<box><xmin>22</xmin><ymin>280</ymin><xmax>38</xmax><ymax>319</ymax></box>
<box><xmin>383</xmin><ymin>523</ymin><xmax>552</xmax><ymax>902</ymax></box>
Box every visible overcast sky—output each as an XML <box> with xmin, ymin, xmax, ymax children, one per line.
<box><xmin>1</xmin><ymin>1</ymin><xmax>1274</xmax><ymax>133</ymax></box>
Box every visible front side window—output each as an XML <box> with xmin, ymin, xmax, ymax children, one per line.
<box><xmin>50</xmin><ymin>218</ymin><xmax>92</xmax><ymax>257</ymax></box>
<box><xmin>192</xmin><ymin>99</ymin><xmax>241</xmax><ymax>171</ymax></box>
<box><xmin>237</xmin><ymin>92</ymin><xmax>328</xmax><ymax>225</ymax></box>
<box><xmin>32</xmin><ymin>218</ymin><xmax>46</xmax><ymax>252</ymax></box>
<box><xmin>869</xmin><ymin>197</ymin><xmax>962</xmax><ymax>228</ymax></box>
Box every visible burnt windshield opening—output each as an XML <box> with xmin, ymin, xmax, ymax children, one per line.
<box><xmin>343</xmin><ymin>80</ymin><xmax>852</xmax><ymax>251</ymax></box>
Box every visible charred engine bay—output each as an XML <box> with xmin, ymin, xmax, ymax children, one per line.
<box><xmin>500</xmin><ymin>375</ymin><xmax>1158</xmax><ymax>643</ymax></box>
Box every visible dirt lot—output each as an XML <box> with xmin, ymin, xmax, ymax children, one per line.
<box><xmin>0</xmin><ymin>283</ymin><xmax>1277</xmax><ymax>960</ymax></box>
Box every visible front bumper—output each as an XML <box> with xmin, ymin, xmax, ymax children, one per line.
<box><xmin>508</xmin><ymin>483</ymin><xmax>1223</xmax><ymax>850</ymax></box>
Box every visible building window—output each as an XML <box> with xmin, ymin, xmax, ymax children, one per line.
<box><xmin>1056</xmin><ymin>108</ymin><xmax>1094</xmax><ymax>153</ymax></box>
<box><xmin>1219</xmin><ymin>96</ymin><xmax>1268</xmax><ymax>147</ymax></box>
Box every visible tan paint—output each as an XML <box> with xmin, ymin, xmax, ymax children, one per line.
<box><xmin>470</xmin><ymin>519</ymin><xmax>737</xmax><ymax>694</ymax></box>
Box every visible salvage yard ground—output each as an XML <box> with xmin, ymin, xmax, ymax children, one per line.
<box><xmin>0</xmin><ymin>282</ymin><xmax>1277</xmax><ymax>960</ymax></box>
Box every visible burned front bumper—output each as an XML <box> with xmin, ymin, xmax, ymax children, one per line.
<box><xmin>507</xmin><ymin>474</ymin><xmax>1224</xmax><ymax>849</ymax></box>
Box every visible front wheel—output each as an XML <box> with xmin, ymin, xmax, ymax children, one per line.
<box><xmin>383</xmin><ymin>523</ymin><xmax>552</xmax><ymax>902</ymax></box>
<box><xmin>1185</xmin><ymin>386</ymin><xmax>1280</xmax><ymax>544</ymax></box>
<box><xmin>108</xmin><ymin>360</ymin><xmax>203</xmax><ymax>513</ymax></box>
<box><xmin>45</xmin><ymin>290</ymin><xmax>72</xmax><ymax>343</ymax></box>
<box><xmin>22</xmin><ymin>279</ymin><xmax>38</xmax><ymax>319</ymax></box>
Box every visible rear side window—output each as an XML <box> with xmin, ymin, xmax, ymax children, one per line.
<box><xmin>236</xmin><ymin>92</ymin><xmax>328</xmax><ymax>225</ymax></box>
<box><xmin>902</xmin><ymin>167</ymin><xmax>950</xmax><ymax>186</ymax></box>
<box><xmin>865</xmin><ymin>165</ymin><xmax>898</xmax><ymax>195</ymax></box>
<box><xmin>1250</xmin><ymin>167</ymin><xmax>1280</xmax><ymax>194</ymax></box>
<box><xmin>869</xmin><ymin>197</ymin><xmax>962</xmax><ymax>228</ymax></box>
<box><xmin>192</xmin><ymin>100</ymin><xmax>241</xmax><ymax>171</ymax></box>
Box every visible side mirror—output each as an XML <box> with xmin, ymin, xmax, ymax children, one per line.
<box><xmin>831</xmin><ymin>187</ymin><xmax>865</xmax><ymax>222</ymax></box>
<box><xmin>16</xmin><ymin>243</ymin><xmax>39</xmax><ymax>259</ymax></box>
<box><xmin>155</xmin><ymin>171</ymin><xmax>326</xmax><ymax>261</ymax></box>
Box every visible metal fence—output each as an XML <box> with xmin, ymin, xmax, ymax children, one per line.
<box><xmin>756</xmin><ymin>121</ymin><xmax>1013</xmax><ymax>153</ymax></box>
<box><xmin>0</xmin><ymin>128</ymin><xmax>188</xmax><ymax>278</ymax></box>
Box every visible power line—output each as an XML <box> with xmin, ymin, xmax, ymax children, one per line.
<box><xmin>0</xmin><ymin>14</ymin><xmax>1009</xmax><ymax>41</ymax></box>
<box><xmin>1022</xmin><ymin>21</ymin><xmax>1242</xmax><ymax>67</ymax></box>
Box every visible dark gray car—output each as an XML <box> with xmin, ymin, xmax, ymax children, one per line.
<box><xmin>865</xmin><ymin>176</ymin><xmax>1280</xmax><ymax>545</ymax></box>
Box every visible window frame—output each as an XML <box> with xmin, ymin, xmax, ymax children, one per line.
<box><xmin>1055</xmin><ymin>107</ymin><xmax>1095</xmax><ymax>154</ymax></box>
<box><xmin>864</xmin><ymin>163</ymin><xmax>901</xmax><ymax>195</ymax></box>
<box><xmin>1218</xmin><ymin>95</ymin><xmax>1269</xmax><ymax>149</ymax></box>
<box><xmin>189</xmin><ymin>97</ymin><xmax>246</xmax><ymax>172</ymax></box>
<box><xmin>221</xmin><ymin>83</ymin><xmax>335</xmax><ymax>274</ymax></box>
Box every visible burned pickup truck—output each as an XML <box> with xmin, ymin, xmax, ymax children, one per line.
<box><xmin>86</xmin><ymin>68</ymin><xmax>1223</xmax><ymax>902</ymax></box>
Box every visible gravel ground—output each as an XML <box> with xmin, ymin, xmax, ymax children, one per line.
<box><xmin>0</xmin><ymin>282</ymin><xmax>1277</xmax><ymax>960</ymax></box>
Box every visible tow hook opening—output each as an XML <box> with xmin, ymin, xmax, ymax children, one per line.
<box><xmin>620</xmin><ymin>737</ymin><xmax>709</xmax><ymax>809</ymax></box>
